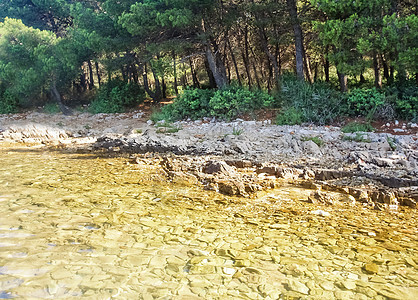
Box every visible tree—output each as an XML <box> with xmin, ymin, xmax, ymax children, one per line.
<box><xmin>0</xmin><ymin>18</ymin><xmax>78</xmax><ymax>114</ymax></box>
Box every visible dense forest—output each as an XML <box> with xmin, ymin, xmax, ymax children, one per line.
<box><xmin>0</xmin><ymin>0</ymin><xmax>416</xmax><ymax>123</ymax></box>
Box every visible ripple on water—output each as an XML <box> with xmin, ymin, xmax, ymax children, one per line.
<box><xmin>0</xmin><ymin>146</ymin><xmax>417</xmax><ymax>299</ymax></box>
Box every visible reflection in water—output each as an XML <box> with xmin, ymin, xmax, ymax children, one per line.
<box><xmin>0</xmin><ymin>145</ymin><xmax>417</xmax><ymax>299</ymax></box>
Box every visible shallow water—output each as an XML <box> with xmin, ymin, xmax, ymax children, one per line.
<box><xmin>0</xmin><ymin>145</ymin><xmax>417</xmax><ymax>299</ymax></box>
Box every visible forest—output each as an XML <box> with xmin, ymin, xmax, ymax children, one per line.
<box><xmin>0</xmin><ymin>0</ymin><xmax>416</xmax><ymax>124</ymax></box>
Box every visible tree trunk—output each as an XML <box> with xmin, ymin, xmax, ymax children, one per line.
<box><xmin>190</xmin><ymin>58</ymin><xmax>200</xmax><ymax>88</ymax></box>
<box><xmin>95</xmin><ymin>61</ymin><xmax>101</xmax><ymax>87</ymax></box>
<box><xmin>324</xmin><ymin>46</ymin><xmax>330</xmax><ymax>82</ymax></box>
<box><xmin>242</xmin><ymin>26</ymin><xmax>252</xmax><ymax>89</ymax></box>
<box><xmin>138</xmin><ymin>62</ymin><xmax>156</xmax><ymax>100</ymax></box>
<box><xmin>337</xmin><ymin>71</ymin><xmax>348</xmax><ymax>92</ymax></box>
<box><xmin>258</xmin><ymin>27</ymin><xmax>280</xmax><ymax>90</ymax></box>
<box><xmin>87</xmin><ymin>60</ymin><xmax>94</xmax><ymax>89</ymax></box>
<box><xmin>287</xmin><ymin>0</ymin><xmax>304</xmax><ymax>80</ymax></box>
<box><xmin>51</xmin><ymin>80</ymin><xmax>72</xmax><ymax>115</ymax></box>
<box><xmin>150</xmin><ymin>63</ymin><xmax>162</xmax><ymax>102</ymax></box>
<box><xmin>250</xmin><ymin>46</ymin><xmax>262</xmax><ymax>90</ymax></box>
<box><xmin>172</xmin><ymin>50</ymin><xmax>179</xmax><ymax>95</ymax></box>
<box><xmin>373</xmin><ymin>52</ymin><xmax>382</xmax><ymax>88</ymax></box>
<box><xmin>228</xmin><ymin>39</ymin><xmax>241</xmax><ymax>86</ymax></box>
<box><xmin>204</xmin><ymin>59</ymin><xmax>217</xmax><ymax>88</ymax></box>
<box><xmin>381</xmin><ymin>54</ymin><xmax>390</xmax><ymax>81</ymax></box>
<box><xmin>205</xmin><ymin>43</ymin><xmax>228</xmax><ymax>88</ymax></box>
<box><xmin>303</xmin><ymin>48</ymin><xmax>313</xmax><ymax>83</ymax></box>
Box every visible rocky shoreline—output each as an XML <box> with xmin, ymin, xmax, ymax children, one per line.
<box><xmin>1</xmin><ymin>111</ymin><xmax>417</xmax><ymax>208</ymax></box>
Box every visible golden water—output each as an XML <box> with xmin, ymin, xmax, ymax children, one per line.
<box><xmin>0</xmin><ymin>144</ymin><xmax>417</xmax><ymax>299</ymax></box>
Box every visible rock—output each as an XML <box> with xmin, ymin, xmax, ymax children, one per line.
<box><xmin>286</xmin><ymin>279</ymin><xmax>310</xmax><ymax>295</ymax></box>
<box><xmin>363</xmin><ymin>263</ymin><xmax>379</xmax><ymax>274</ymax></box>
<box><xmin>308</xmin><ymin>191</ymin><xmax>335</xmax><ymax>205</ymax></box>
<box><xmin>146</xmin><ymin>120</ymin><xmax>154</xmax><ymax>125</ymax></box>
<box><xmin>203</xmin><ymin>160</ymin><xmax>235</xmax><ymax>176</ymax></box>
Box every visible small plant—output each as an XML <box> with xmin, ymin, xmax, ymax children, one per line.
<box><xmin>386</xmin><ymin>136</ymin><xmax>397</xmax><ymax>151</ymax></box>
<box><xmin>133</xmin><ymin>129</ymin><xmax>143</xmax><ymax>134</ymax></box>
<box><xmin>302</xmin><ymin>136</ymin><xmax>324</xmax><ymax>147</ymax></box>
<box><xmin>341</xmin><ymin>122</ymin><xmax>374</xmax><ymax>133</ymax></box>
<box><xmin>84</xmin><ymin>124</ymin><xmax>92</xmax><ymax>130</ymax></box>
<box><xmin>56</xmin><ymin>122</ymin><xmax>64</xmax><ymax>127</ymax></box>
<box><xmin>276</xmin><ymin>107</ymin><xmax>304</xmax><ymax>125</ymax></box>
<box><xmin>156</xmin><ymin>122</ymin><xmax>182</xmax><ymax>134</ymax></box>
<box><xmin>43</xmin><ymin>102</ymin><xmax>60</xmax><ymax>114</ymax></box>
<box><xmin>0</xmin><ymin>90</ymin><xmax>18</xmax><ymax>114</ymax></box>
<box><xmin>232</xmin><ymin>127</ymin><xmax>244</xmax><ymax>136</ymax></box>
<box><xmin>342</xmin><ymin>133</ymin><xmax>371</xmax><ymax>143</ymax></box>
<box><xmin>89</xmin><ymin>79</ymin><xmax>145</xmax><ymax>114</ymax></box>
<box><xmin>346</xmin><ymin>88</ymin><xmax>385</xmax><ymax>120</ymax></box>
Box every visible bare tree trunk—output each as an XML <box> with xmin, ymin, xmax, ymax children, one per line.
<box><xmin>337</xmin><ymin>71</ymin><xmax>348</xmax><ymax>92</ymax></box>
<box><xmin>373</xmin><ymin>52</ymin><xmax>382</xmax><ymax>88</ymax></box>
<box><xmin>287</xmin><ymin>0</ymin><xmax>304</xmax><ymax>80</ymax></box>
<box><xmin>228</xmin><ymin>39</ymin><xmax>241</xmax><ymax>86</ymax></box>
<box><xmin>138</xmin><ymin>62</ymin><xmax>156</xmax><ymax>100</ymax></box>
<box><xmin>250</xmin><ymin>47</ymin><xmax>261</xmax><ymax>90</ymax></box>
<box><xmin>87</xmin><ymin>60</ymin><xmax>94</xmax><ymax>89</ymax></box>
<box><xmin>242</xmin><ymin>26</ymin><xmax>252</xmax><ymax>89</ymax></box>
<box><xmin>172</xmin><ymin>50</ymin><xmax>178</xmax><ymax>95</ymax></box>
<box><xmin>51</xmin><ymin>80</ymin><xmax>72</xmax><ymax>115</ymax></box>
<box><xmin>150</xmin><ymin>63</ymin><xmax>162</xmax><ymax>102</ymax></box>
<box><xmin>205</xmin><ymin>42</ymin><xmax>228</xmax><ymax>88</ymax></box>
<box><xmin>258</xmin><ymin>27</ymin><xmax>280</xmax><ymax>90</ymax></box>
<box><xmin>190</xmin><ymin>58</ymin><xmax>200</xmax><ymax>88</ymax></box>
<box><xmin>204</xmin><ymin>59</ymin><xmax>217</xmax><ymax>88</ymax></box>
<box><xmin>95</xmin><ymin>61</ymin><xmax>101</xmax><ymax>87</ymax></box>
<box><xmin>324</xmin><ymin>46</ymin><xmax>330</xmax><ymax>82</ymax></box>
<box><xmin>303</xmin><ymin>48</ymin><xmax>313</xmax><ymax>83</ymax></box>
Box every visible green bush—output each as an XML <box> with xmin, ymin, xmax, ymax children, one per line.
<box><xmin>346</xmin><ymin>88</ymin><xmax>385</xmax><ymax>119</ymax></box>
<box><xmin>43</xmin><ymin>102</ymin><xmax>60</xmax><ymax>114</ymax></box>
<box><xmin>385</xmin><ymin>83</ymin><xmax>417</xmax><ymax>121</ymax></box>
<box><xmin>341</xmin><ymin>122</ymin><xmax>374</xmax><ymax>133</ymax></box>
<box><xmin>152</xmin><ymin>87</ymin><xmax>273</xmax><ymax>121</ymax></box>
<box><xmin>276</xmin><ymin>75</ymin><xmax>344</xmax><ymax>125</ymax></box>
<box><xmin>89</xmin><ymin>79</ymin><xmax>145</xmax><ymax>114</ymax></box>
<box><xmin>0</xmin><ymin>90</ymin><xmax>18</xmax><ymax>114</ymax></box>
<box><xmin>209</xmin><ymin>86</ymin><xmax>274</xmax><ymax>119</ymax></box>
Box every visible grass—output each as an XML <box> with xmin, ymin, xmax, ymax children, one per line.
<box><xmin>342</xmin><ymin>133</ymin><xmax>371</xmax><ymax>143</ymax></box>
<box><xmin>43</xmin><ymin>102</ymin><xmax>60</xmax><ymax>114</ymax></box>
<box><xmin>386</xmin><ymin>136</ymin><xmax>397</xmax><ymax>151</ymax></box>
<box><xmin>156</xmin><ymin>122</ymin><xmax>182</xmax><ymax>134</ymax></box>
<box><xmin>232</xmin><ymin>127</ymin><xmax>244</xmax><ymax>136</ymax></box>
<box><xmin>341</xmin><ymin>122</ymin><xmax>374</xmax><ymax>133</ymax></box>
<box><xmin>301</xmin><ymin>136</ymin><xmax>324</xmax><ymax>147</ymax></box>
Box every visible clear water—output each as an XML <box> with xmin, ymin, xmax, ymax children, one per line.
<box><xmin>0</xmin><ymin>144</ymin><xmax>417</xmax><ymax>299</ymax></box>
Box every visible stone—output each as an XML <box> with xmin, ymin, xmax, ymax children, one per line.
<box><xmin>363</xmin><ymin>263</ymin><xmax>379</xmax><ymax>274</ymax></box>
<box><xmin>308</xmin><ymin>191</ymin><xmax>335</xmax><ymax>205</ymax></box>
<box><xmin>286</xmin><ymin>279</ymin><xmax>309</xmax><ymax>295</ymax></box>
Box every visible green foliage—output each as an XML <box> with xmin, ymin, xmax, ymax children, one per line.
<box><xmin>386</xmin><ymin>136</ymin><xmax>397</xmax><ymax>151</ymax></box>
<box><xmin>232</xmin><ymin>127</ymin><xmax>244</xmax><ymax>136</ymax></box>
<box><xmin>0</xmin><ymin>89</ymin><xmax>18</xmax><ymax>114</ymax></box>
<box><xmin>276</xmin><ymin>75</ymin><xmax>344</xmax><ymax>125</ymax></box>
<box><xmin>342</xmin><ymin>133</ymin><xmax>371</xmax><ymax>143</ymax></box>
<box><xmin>384</xmin><ymin>84</ymin><xmax>418</xmax><ymax>121</ymax></box>
<box><xmin>89</xmin><ymin>79</ymin><xmax>145</xmax><ymax>114</ymax></box>
<box><xmin>276</xmin><ymin>107</ymin><xmax>304</xmax><ymax>125</ymax></box>
<box><xmin>152</xmin><ymin>87</ymin><xmax>273</xmax><ymax>121</ymax></box>
<box><xmin>209</xmin><ymin>86</ymin><xmax>274</xmax><ymax>120</ymax></box>
<box><xmin>346</xmin><ymin>88</ymin><xmax>385</xmax><ymax>119</ymax></box>
<box><xmin>301</xmin><ymin>136</ymin><xmax>324</xmax><ymax>147</ymax></box>
<box><xmin>341</xmin><ymin>122</ymin><xmax>374</xmax><ymax>133</ymax></box>
<box><xmin>43</xmin><ymin>102</ymin><xmax>60</xmax><ymax>114</ymax></box>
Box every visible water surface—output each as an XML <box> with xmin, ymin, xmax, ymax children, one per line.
<box><xmin>0</xmin><ymin>145</ymin><xmax>417</xmax><ymax>299</ymax></box>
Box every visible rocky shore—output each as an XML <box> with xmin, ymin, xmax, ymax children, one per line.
<box><xmin>1</xmin><ymin>110</ymin><xmax>417</xmax><ymax>208</ymax></box>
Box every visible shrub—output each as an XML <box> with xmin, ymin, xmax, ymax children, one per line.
<box><xmin>0</xmin><ymin>90</ymin><xmax>18</xmax><ymax>114</ymax></box>
<box><xmin>89</xmin><ymin>79</ymin><xmax>145</xmax><ymax>114</ymax></box>
<box><xmin>276</xmin><ymin>75</ymin><xmax>344</xmax><ymax>125</ymax></box>
<box><xmin>209</xmin><ymin>86</ymin><xmax>274</xmax><ymax>119</ymax></box>
<box><xmin>346</xmin><ymin>88</ymin><xmax>385</xmax><ymax>119</ymax></box>
<box><xmin>152</xmin><ymin>87</ymin><xmax>273</xmax><ymax>121</ymax></box>
<box><xmin>301</xmin><ymin>136</ymin><xmax>324</xmax><ymax>147</ymax></box>
<box><xmin>341</xmin><ymin>122</ymin><xmax>374</xmax><ymax>133</ymax></box>
<box><xmin>385</xmin><ymin>83</ymin><xmax>417</xmax><ymax>121</ymax></box>
<box><xmin>43</xmin><ymin>102</ymin><xmax>60</xmax><ymax>114</ymax></box>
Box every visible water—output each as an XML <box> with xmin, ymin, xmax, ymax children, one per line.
<box><xmin>0</xmin><ymin>145</ymin><xmax>417</xmax><ymax>299</ymax></box>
